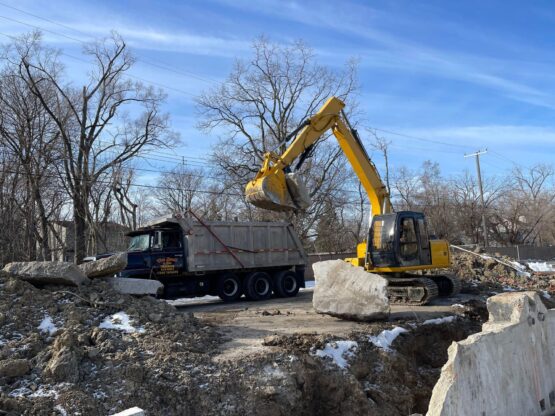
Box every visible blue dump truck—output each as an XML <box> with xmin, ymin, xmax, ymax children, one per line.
<box><xmin>114</xmin><ymin>213</ymin><xmax>307</xmax><ymax>301</ymax></box>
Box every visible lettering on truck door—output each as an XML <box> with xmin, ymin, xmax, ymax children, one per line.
<box><xmin>150</xmin><ymin>229</ymin><xmax>185</xmax><ymax>278</ymax></box>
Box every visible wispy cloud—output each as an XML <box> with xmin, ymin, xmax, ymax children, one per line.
<box><xmin>211</xmin><ymin>0</ymin><xmax>555</xmax><ymax>110</ymax></box>
<box><xmin>391</xmin><ymin>125</ymin><xmax>555</xmax><ymax>147</ymax></box>
<box><xmin>0</xmin><ymin>9</ymin><xmax>250</xmax><ymax>58</ymax></box>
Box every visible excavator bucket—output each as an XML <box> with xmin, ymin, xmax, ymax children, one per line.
<box><xmin>245</xmin><ymin>170</ymin><xmax>311</xmax><ymax>211</ymax></box>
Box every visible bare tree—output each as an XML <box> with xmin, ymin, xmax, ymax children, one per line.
<box><xmin>9</xmin><ymin>32</ymin><xmax>177</xmax><ymax>262</ymax></box>
<box><xmin>154</xmin><ymin>165</ymin><xmax>205</xmax><ymax>215</ymax></box>
<box><xmin>196</xmin><ymin>37</ymin><xmax>358</xmax><ymax>244</ymax></box>
<box><xmin>0</xmin><ymin>33</ymin><xmax>66</xmax><ymax>260</ymax></box>
<box><xmin>368</xmin><ymin>129</ymin><xmax>392</xmax><ymax>195</ymax></box>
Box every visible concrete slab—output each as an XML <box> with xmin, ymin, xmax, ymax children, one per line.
<box><xmin>3</xmin><ymin>261</ymin><xmax>90</xmax><ymax>286</ymax></box>
<box><xmin>79</xmin><ymin>252</ymin><xmax>127</xmax><ymax>278</ymax></box>
<box><xmin>105</xmin><ymin>277</ymin><xmax>163</xmax><ymax>296</ymax></box>
<box><xmin>312</xmin><ymin>260</ymin><xmax>390</xmax><ymax>321</ymax></box>
<box><xmin>427</xmin><ymin>291</ymin><xmax>555</xmax><ymax>416</ymax></box>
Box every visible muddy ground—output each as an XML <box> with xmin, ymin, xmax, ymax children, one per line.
<box><xmin>1</xmin><ymin>251</ymin><xmax>553</xmax><ymax>416</ymax></box>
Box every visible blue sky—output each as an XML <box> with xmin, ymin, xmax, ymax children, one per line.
<box><xmin>2</xmin><ymin>0</ymin><xmax>555</xmax><ymax>181</ymax></box>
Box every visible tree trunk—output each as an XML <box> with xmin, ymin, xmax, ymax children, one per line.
<box><xmin>73</xmin><ymin>198</ymin><xmax>87</xmax><ymax>264</ymax></box>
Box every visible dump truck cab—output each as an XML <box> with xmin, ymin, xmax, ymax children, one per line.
<box><xmin>124</xmin><ymin>225</ymin><xmax>186</xmax><ymax>280</ymax></box>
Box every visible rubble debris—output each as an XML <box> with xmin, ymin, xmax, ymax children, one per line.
<box><xmin>445</xmin><ymin>251</ymin><xmax>555</xmax><ymax>295</ymax></box>
<box><xmin>312</xmin><ymin>260</ymin><xmax>390</xmax><ymax>321</ymax></box>
<box><xmin>0</xmin><ymin>359</ymin><xmax>31</xmax><ymax>378</ymax></box>
<box><xmin>104</xmin><ymin>277</ymin><xmax>164</xmax><ymax>296</ymax></box>
<box><xmin>2</xmin><ymin>261</ymin><xmax>90</xmax><ymax>286</ymax></box>
<box><xmin>79</xmin><ymin>252</ymin><xmax>127</xmax><ymax>278</ymax></box>
<box><xmin>427</xmin><ymin>291</ymin><xmax>555</xmax><ymax>416</ymax></box>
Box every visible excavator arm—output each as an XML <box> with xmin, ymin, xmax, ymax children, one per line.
<box><xmin>245</xmin><ymin>97</ymin><xmax>393</xmax><ymax>216</ymax></box>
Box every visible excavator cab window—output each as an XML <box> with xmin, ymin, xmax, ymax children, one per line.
<box><xmin>399</xmin><ymin>218</ymin><xmax>418</xmax><ymax>261</ymax></box>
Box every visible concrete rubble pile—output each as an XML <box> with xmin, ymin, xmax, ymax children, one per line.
<box><xmin>448</xmin><ymin>250</ymin><xmax>555</xmax><ymax>295</ymax></box>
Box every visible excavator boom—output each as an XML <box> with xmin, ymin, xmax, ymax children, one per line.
<box><xmin>245</xmin><ymin>97</ymin><xmax>392</xmax><ymax>216</ymax></box>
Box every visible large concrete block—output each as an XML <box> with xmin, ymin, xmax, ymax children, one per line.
<box><xmin>427</xmin><ymin>291</ymin><xmax>555</xmax><ymax>416</ymax></box>
<box><xmin>105</xmin><ymin>277</ymin><xmax>163</xmax><ymax>296</ymax></box>
<box><xmin>312</xmin><ymin>260</ymin><xmax>390</xmax><ymax>321</ymax></box>
<box><xmin>79</xmin><ymin>252</ymin><xmax>127</xmax><ymax>278</ymax></box>
<box><xmin>2</xmin><ymin>261</ymin><xmax>90</xmax><ymax>286</ymax></box>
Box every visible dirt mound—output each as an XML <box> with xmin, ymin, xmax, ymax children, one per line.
<box><xmin>448</xmin><ymin>251</ymin><xmax>555</xmax><ymax>296</ymax></box>
<box><xmin>0</xmin><ymin>271</ymin><xmax>222</xmax><ymax>415</ymax></box>
<box><xmin>0</xmin><ymin>267</ymin><xmax>520</xmax><ymax>416</ymax></box>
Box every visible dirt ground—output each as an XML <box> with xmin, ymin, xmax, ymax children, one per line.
<box><xmin>171</xmin><ymin>288</ymin><xmax>480</xmax><ymax>362</ymax></box>
<box><xmin>1</xmin><ymin>259</ymin><xmax>548</xmax><ymax>416</ymax></box>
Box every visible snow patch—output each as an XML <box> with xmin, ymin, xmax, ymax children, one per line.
<box><xmin>368</xmin><ymin>327</ymin><xmax>408</xmax><ymax>351</ymax></box>
<box><xmin>54</xmin><ymin>405</ymin><xmax>68</xmax><ymax>416</ymax></box>
<box><xmin>99</xmin><ymin>312</ymin><xmax>144</xmax><ymax>334</ymax></box>
<box><xmin>166</xmin><ymin>295</ymin><xmax>221</xmax><ymax>306</ymax></box>
<box><xmin>528</xmin><ymin>262</ymin><xmax>555</xmax><ymax>272</ymax></box>
<box><xmin>313</xmin><ymin>340</ymin><xmax>358</xmax><ymax>368</ymax></box>
<box><xmin>452</xmin><ymin>304</ymin><xmax>465</xmax><ymax>308</ymax></box>
<box><xmin>542</xmin><ymin>290</ymin><xmax>552</xmax><ymax>299</ymax></box>
<box><xmin>423</xmin><ymin>316</ymin><xmax>456</xmax><ymax>325</ymax></box>
<box><xmin>38</xmin><ymin>315</ymin><xmax>58</xmax><ymax>335</ymax></box>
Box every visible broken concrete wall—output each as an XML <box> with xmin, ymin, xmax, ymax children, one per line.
<box><xmin>312</xmin><ymin>260</ymin><xmax>389</xmax><ymax>321</ymax></box>
<box><xmin>427</xmin><ymin>291</ymin><xmax>555</xmax><ymax>416</ymax></box>
<box><xmin>2</xmin><ymin>261</ymin><xmax>90</xmax><ymax>286</ymax></box>
<box><xmin>104</xmin><ymin>277</ymin><xmax>163</xmax><ymax>296</ymax></box>
<box><xmin>79</xmin><ymin>252</ymin><xmax>127</xmax><ymax>278</ymax></box>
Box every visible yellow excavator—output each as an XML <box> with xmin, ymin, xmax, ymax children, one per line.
<box><xmin>245</xmin><ymin>96</ymin><xmax>460</xmax><ymax>305</ymax></box>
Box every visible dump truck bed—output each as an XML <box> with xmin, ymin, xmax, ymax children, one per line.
<box><xmin>185</xmin><ymin>220</ymin><xmax>306</xmax><ymax>272</ymax></box>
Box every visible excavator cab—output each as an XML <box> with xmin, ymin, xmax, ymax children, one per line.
<box><xmin>368</xmin><ymin>212</ymin><xmax>432</xmax><ymax>269</ymax></box>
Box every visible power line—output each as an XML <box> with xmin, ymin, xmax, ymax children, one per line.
<box><xmin>368</xmin><ymin>126</ymin><xmax>475</xmax><ymax>150</ymax></box>
<box><xmin>0</xmin><ymin>6</ymin><xmax>219</xmax><ymax>84</ymax></box>
<box><xmin>0</xmin><ymin>27</ymin><xmax>198</xmax><ymax>98</ymax></box>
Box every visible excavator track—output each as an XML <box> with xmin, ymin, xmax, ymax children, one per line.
<box><xmin>386</xmin><ymin>276</ymin><xmax>439</xmax><ymax>306</ymax></box>
<box><xmin>429</xmin><ymin>274</ymin><xmax>462</xmax><ymax>297</ymax></box>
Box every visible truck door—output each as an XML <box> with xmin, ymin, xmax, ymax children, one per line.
<box><xmin>150</xmin><ymin>229</ymin><xmax>185</xmax><ymax>280</ymax></box>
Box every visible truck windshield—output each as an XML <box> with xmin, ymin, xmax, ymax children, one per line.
<box><xmin>128</xmin><ymin>234</ymin><xmax>150</xmax><ymax>251</ymax></box>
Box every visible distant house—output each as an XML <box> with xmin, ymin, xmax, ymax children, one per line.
<box><xmin>48</xmin><ymin>221</ymin><xmax>130</xmax><ymax>262</ymax></box>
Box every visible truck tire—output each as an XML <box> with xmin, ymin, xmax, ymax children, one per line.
<box><xmin>244</xmin><ymin>272</ymin><xmax>272</xmax><ymax>301</ymax></box>
<box><xmin>217</xmin><ymin>273</ymin><xmax>242</xmax><ymax>302</ymax></box>
<box><xmin>273</xmin><ymin>270</ymin><xmax>300</xmax><ymax>298</ymax></box>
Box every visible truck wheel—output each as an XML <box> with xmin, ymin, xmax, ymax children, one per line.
<box><xmin>274</xmin><ymin>270</ymin><xmax>300</xmax><ymax>298</ymax></box>
<box><xmin>244</xmin><ymin>272</ymin><xmax>272</xmax><ymax>301</ymax></box>
<box><xmin>217</xmin><ymin>273</ymin><xmax>242</xmax><ymax>302</ymax></box>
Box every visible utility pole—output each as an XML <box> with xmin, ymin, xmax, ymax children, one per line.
<box><xmin>464</xmin><ymin>149</ymin><xmax>489</xmax><ymax>247</ymax></box>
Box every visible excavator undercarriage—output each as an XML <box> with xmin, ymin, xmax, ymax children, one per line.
<box><xmin>386</xmin><ymin>274</ymin><xmax>461</xmax><ymax>306</ymax></box>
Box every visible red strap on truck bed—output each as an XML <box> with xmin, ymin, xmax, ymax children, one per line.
<box><xmin>188</xmin><ymin>209</ymin><xmax>246</xmax><ymax>268</ymax></box>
